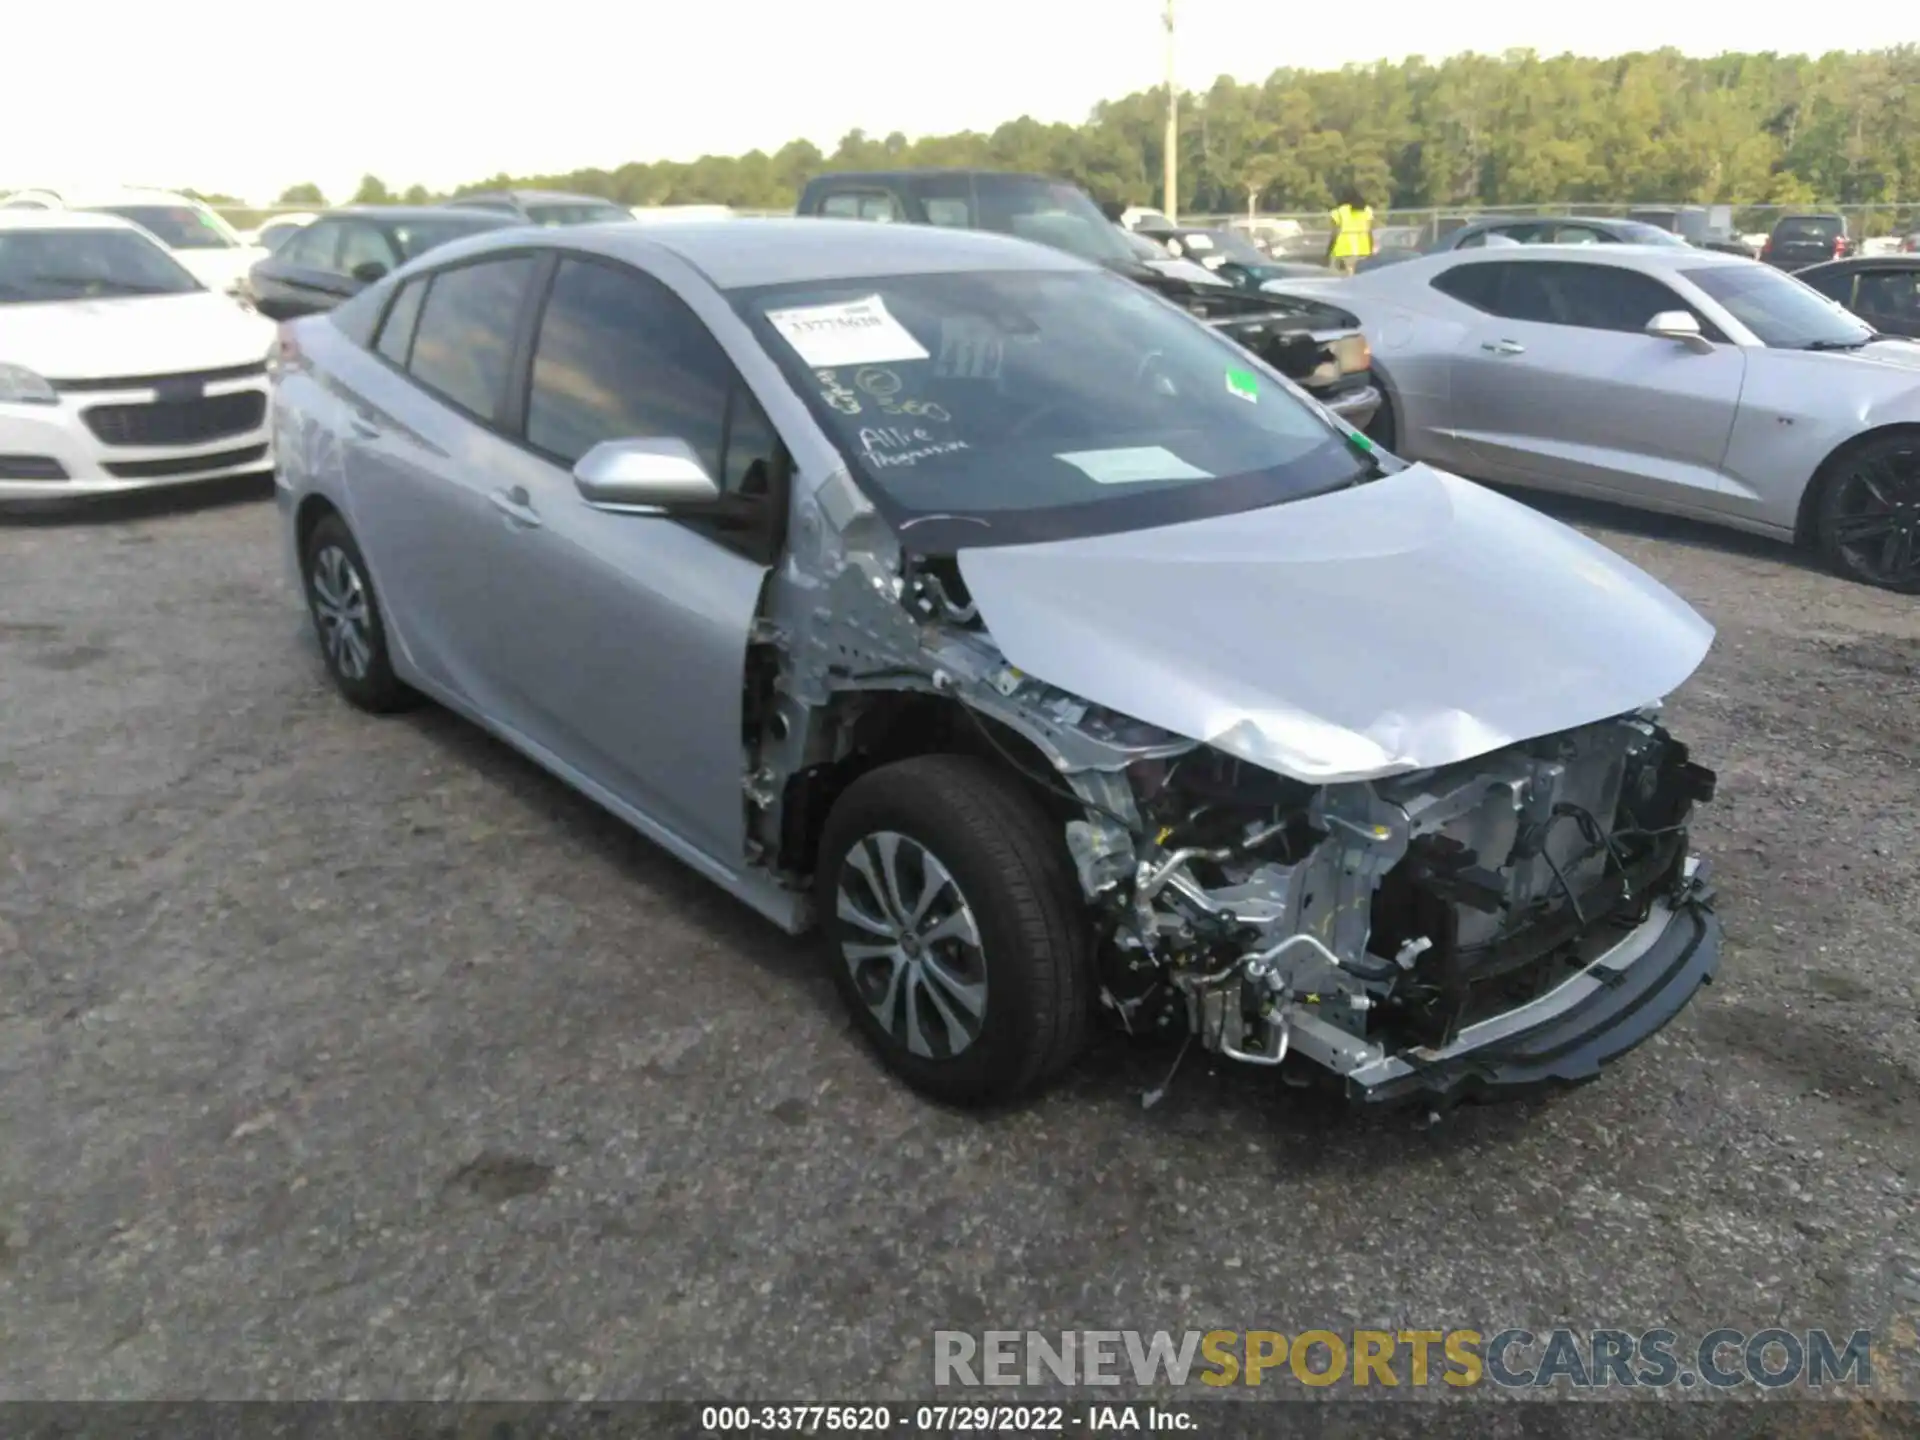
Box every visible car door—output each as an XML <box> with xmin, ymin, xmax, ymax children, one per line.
<box><xmin>1445</xmin><ymin>259</ymin><xmax>1746</xmax><ymax>511</ymax></box>
<box><xmin>469</xmin><ymin>254</ymin><xmax>783</xmax><ymax>862</ymax></box>
<box><xmin>340</xmin><ymin>253</ymin><xmax>544</xmax><ymax>709</ymax></box>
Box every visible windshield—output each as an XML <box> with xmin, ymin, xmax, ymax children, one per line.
<box><xmin>526</xmin><ymin>201</ymin><xmax>631</xmax><ymax>227</ymax></box>
<box><xmin>1684</xmin><ymin>264</ymin><xmax>1874</xmax><ymax>349</ymax></box>
<box><xmin>1775</xmin><ymin>216</ymin><xmax>1844</xmax><ymax>243</ymax></box>
<box><xmin>734</xmin><ymin>268</ymin><xmax>1369</xmax><ymax>550</ymax></box>
<box><xmin>0</xmin><ymin>228</ymin><xmax>202</xmax><ymax>302</ymax></box>
<box><xmin>391</xmin><ymin>216</ymin><xmax>510</xmax><ymax>258</ymax></box>
<box><xmin>909</xmin><ymin>175</ymin><xmax>1137</xmax><ymax>268</ymax></box>
<box><xmin>90</xmin><ymin>204</ymin><xmax>238</xmax><ymax>250</ymax></box>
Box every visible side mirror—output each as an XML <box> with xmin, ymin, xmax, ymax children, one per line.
<box><xmin>351</xmin><ymin>261</ymin><xmax>389</xmax><ymax>284</ymax></box>
<box><xmin>573</xmin><ymin>436</ymin><xmax>722</xmax><ymax>513</ymax></box>
<box><xmin>1646</xmin><ymin>310</ymin><xmax>1713</xmax><ymax>353</ymax></box>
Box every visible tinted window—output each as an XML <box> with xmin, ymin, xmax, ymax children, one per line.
<box><xmin>1537</xmin><ymin>263</ymin><xmax>1695</xmax><ymax>331</ymax></box>
<box><xmin>1544</xmin><ymin>225</ymin><xmax>1607</xmax><ymax>245</ymax></box>
<box><xmin>525</xmin><ymin>201</ymin><xmax>631</xmax><ymax>226</ymax></box>
<box><xmin>734</xmin><ymin>268</ymin><xmax>1367</xmax><ymax>551</ymax></box>
<box><xmin>1852</xmin><ymin>269</ymin><xmax>1920</xmax><ymax>328</ymax></box>
<box><xmin>1430</xmin><ymin>262</ymin><xmax>1504</xmax><ymax>310</ymax></box>
<box><xmin>0</xmin><ymin>228</ymin><xmax>201</xmax><ymax>303</ymax></box>
<box><xmin>1799</xmin><ymin>267</ymin><xmax>1854</xmax><ymax>303</ymax></box>
<box><xmin>407</xmin><ymin>257</ymin><xmax>537</xmax><ymax>419</ymax></box>
<box><xmin>278</xmin><ymin>222</ymin><xmax>338</xmax><ymax>269</ymax></box>
<box><xmin>963</xmin><ymin>174</ymin><xmax>1136</xmax><ymax>266</ymax></box>
<box><xmin>91</xmin><ymin>204</ymin><xmax>236</xmax><ymax>250</ymax></box>
<box><xmin>525</xmin><ymin>259</ymin><xmax>733</xmax><ymax>477</ymax></box>
<box><xmin>1683</xmin><ymin>263</ymin><xmax>1873</xmax><ymax>349</ymax></box>
<box><xmin>375</xmin><ymin>279</ymin><xmax>426</xmax><ymax>365</ymax></box>
<box><xmin>820</xmin><ymin>191</ymin><xmax>901</xmax><ymax>222</ymax></box>
<box><xmin>337</xmin><ymin>222</ymin><xmax>396</xmax><ymax>278</ymax></box>
<box><xmin>1775</xmin><ymin>216</ymin><xmax>1844</xmax><ymax>242</ymax></box>
<box><xmin>390</xmin><ymin>216</ymin><xmax>504</xmax><ymax>260</ymax></box>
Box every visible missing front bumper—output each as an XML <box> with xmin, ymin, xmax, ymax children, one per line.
<box><xmin>1281</xmin><ymin>869</ymin><xmax>1720</xmax><ymax>1107</ymax></box>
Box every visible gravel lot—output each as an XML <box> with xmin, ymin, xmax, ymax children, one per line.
<box><xmin>2</xmin><ymin>475</ymin><xmax>1917</xmax><ymax>1412</ymax></box>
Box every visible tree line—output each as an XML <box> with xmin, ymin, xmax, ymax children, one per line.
<box><xmin>266</xmin><ymin>45</ymin><xmax>1919</xmax><ymax>217</ymax></box>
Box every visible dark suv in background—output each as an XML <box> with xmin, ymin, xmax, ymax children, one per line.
<box><xmin>1761</xmin><ymin>213</ymin><xmax>1853</xmax><ymax>271</ymax></box>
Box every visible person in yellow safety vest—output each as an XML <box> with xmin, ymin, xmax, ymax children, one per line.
<box><xmin>1326</xmin><ymin>188</ymin><xmax>1376</xmax><ymax>275</ymax></box>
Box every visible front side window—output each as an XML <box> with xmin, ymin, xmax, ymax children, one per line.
<box><xmin>734</xmin><ymin>267</ymin><xmax>1368</xmax><ymax>551</ymax></box>
<box><xmin>277</xmin><ymin>221</ymin><xmax>339</xmax><ymax>269</ymax></box>
<box><xmin>1854</xmin><ymin>269</ymin><xmax>1920</xmax><ymax>328</ymax></box>
<box><xmin>407</xmin><ymin>256</ymin><xmax>538</xmax><ymax>419</ymax></box>
<box><xmin>820</xmin><ymin>191</ymin><xmax>902</xmax><ymax>223</ymax></box>
<box><xmin>1683</xmin><ymin>263</ymin><xmax>1874</xmax><ymax>349</ymax></box>
<box><xmin>337</xmin><ymin>223</ymin><xmax>398</xmax><ymax>279</ymax></box>
<box><xmin>0</xmin><ymin>228</ymin><xmax>201</xmax><ymax>302</ymax></box>
<box><xmin>524</xmin><ymin>258</ymin><xmax>736</xmax><ymax>477</ymax></box>
<box><xmin>90</xmin><ymin>204</ymin><xmax>237</xmax><ymax>250</ymax></box>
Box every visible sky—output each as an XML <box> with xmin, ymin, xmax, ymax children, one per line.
<box><xmin>9</xmin><ymin>1</ymin><xmax>1915</xmax><ymax>205</ymax></box>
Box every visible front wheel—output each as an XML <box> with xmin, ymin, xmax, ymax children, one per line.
<box><xmin>1812</xmin><ymin>432</ymin><xmax>1920</xmax><ymax>593</ymax></box>
<box><xmin>815</xmin><ymin>755</ymin><xmax>1094</xmax><ymax>1106</ymax></box>
<box><xmin>300</xmin><ymin>513</ymin><xmax>415</xmax><ymax>711</ymax></box>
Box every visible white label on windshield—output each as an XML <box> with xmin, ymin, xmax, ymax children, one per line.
<box><xmin>1055</xmin><ymin>447</ymin><xmax>1214</xmax><ymax>485</ymax></box>
<box><xmin>766</xmin><ymin>295</ymin><xmax>929</xmax><ymax>369</ymax></box>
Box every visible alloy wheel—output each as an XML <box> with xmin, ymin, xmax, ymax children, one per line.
<box><xmin>309</xmin><ymin>544</ymin><xmax>373</xmax><ymax>681</ymax></box>
<box><xmin>836</xmin><ymin>830</ymin><xmax>988</xmax><ymax>1061</ymax></box>
<box><xmin>1829</xmin><ymin>441</ymin><xmax>1920</xmax><ymax>587</ymax></box>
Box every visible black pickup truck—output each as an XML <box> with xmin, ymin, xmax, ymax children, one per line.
<box><xmin>796</xmin><ymin>169</ymin><xmax>1380</xmax><ymax>430</ymax></box>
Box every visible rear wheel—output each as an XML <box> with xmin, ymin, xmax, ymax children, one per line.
<box><xmin>1813</xmin><ymin>432</ymin><xmax>1920</xmax><ymax>593</ymax></box>
<box><xmin>815</xmin><ymin>755</ymin><xmax>1094</xmax><ymax>1106</ymax></box>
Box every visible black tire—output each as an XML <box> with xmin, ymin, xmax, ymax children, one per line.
<box><xmin>1362</xmin><ymin>384</ymin><xmax>1399</xmax><ymax>454</ymax></box>
<box><xmin>815</xmin><ymin>754</ymin><xmax>1094</xmax><ymax>1106</ymax></box>
<box><xmin>1811</xmin><ymin>432</ymin><xmax>1920</xmax><ymax>594</ymax></box>
<box><xmin>300</xmin><ymin>513</ymin><xmax>415</xmax><ymax>712</ymax></box>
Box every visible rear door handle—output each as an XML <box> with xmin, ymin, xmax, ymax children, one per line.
<box><xmin>1481</xmin><ymin>339</ymin><xmax>1526</xmax><ymax>356</ymax></box>
<box><xmin>489</xmin><ymin>485</ymin><xmax>542</xmax><ymax>529</ymax></box>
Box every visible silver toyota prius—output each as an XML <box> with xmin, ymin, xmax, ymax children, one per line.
<box><xmin>273</xmin><ymin>219</ymin><xmax>1723</xmax><ymax>1113</ymax></box>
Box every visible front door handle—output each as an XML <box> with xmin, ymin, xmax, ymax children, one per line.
<box><xmin>1481</xmin><ymin>339</ymin><xmax>1527</xmax><ymax>356</ymax></box>
<box><xmin>489</xmin><ymin>485</ymin><xmax>542</xmax><ymax>529</ymax></box>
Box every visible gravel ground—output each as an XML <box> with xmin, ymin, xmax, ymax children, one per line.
<box><xmin>1</xmin><ymin>476</ymin><xmax>1917</xmax><ymax>1414</ymax></box>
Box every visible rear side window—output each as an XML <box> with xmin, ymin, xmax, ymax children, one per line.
<box><xmin>819</xmin><ymin>191</ymin><xmax>902</xmax><ymax>222</ymax></box>
<box><xmin>407</xmin><ymin>257</ymin><xmax>537</xmax><ymax>420</ymax></box>
<box><xmin>375</xmin><ymin>279</ymin><xmax>426</xmax><ymax>365</ymax></box>
<box><xmin>1430</xmin><ymin>262</ymin><xmax>1504</xmax><ymax>311</ymax></box>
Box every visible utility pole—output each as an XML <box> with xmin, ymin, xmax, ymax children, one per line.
<box><xmin>1163</xmin><ymin>0</ymin><xmax>1178</xmax><ymax>224</ymax></box>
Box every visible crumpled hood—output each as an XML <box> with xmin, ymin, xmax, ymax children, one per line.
<box><xmin>956</xmin><ymin>464</ymin><xmax>1715</xmax><ymax>783</ymax></box>
<box><xmin>1</xmin><ymin>291</ymin><xmax>275</xmax><ymax>381</ymax></box>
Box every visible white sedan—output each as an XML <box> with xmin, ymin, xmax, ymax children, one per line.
<box><xmin>0</xmin><ymin>211</ymin><xmax>276</xmax><ymax>499</ymax></box>
<box><xmin>1266</xmin><ymin>245</ymin><xmax>1920</xmax><ymax>591</ymax></box>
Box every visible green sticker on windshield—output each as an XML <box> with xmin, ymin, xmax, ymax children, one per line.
<box><xmin>1225</xmin><ymin>366</ymin><xmax>1259</xmax><ymax>403</ymax></box>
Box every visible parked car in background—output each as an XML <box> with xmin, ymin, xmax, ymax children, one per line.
<box><xmin>1900</xmin><ymin>231</ymin><xmax>1920</xmax><ymax>255</ymax></box>
<box><xmin>1118</xmin><ymin>205</ymin><xmax>1172</xmax><ymax>231</ymax></box>
<box><xmin>796</xmin><ymin>169</ymin><xmax>1380</xmax><ymax>428</ymax></box>
<box><xmin>1263</xmin><ymin>245</ymin><xmax>1920</xmax><ymax>591</ymax></box>
<box><xmin>445</xmin><ymin>190</ymin><xmax>634</xmax><ymax>226</ymax></box>
<box><xmin>250</xmin><ymin>212</ymin><xmax>318</xmax><ymax>252</ymax></box>
<box><xmin>1117</xmin><ymin>227</ymin><xmax>1231</xmax><ymax>288</ymax></box>
<box><xmin>247</xmin><ymin>206</ymin><xmax>519</xmax><ymax>320</ymax></box>
<box><xmin>1134</xmin><ymin>223</ymin><xmax>1331</xmax><ymax>287</ymax></box>
<box><xmin>1627</xmin><ymin>205</ymin><xmax>1753</xmax><ymax>256</ymax></box>
<box><xmin>1761</xmin><ymin>213</ymin><xmax>1853</xmax><ymax>271</ymax></box>
<box><xmin>0</xmin><ymin>187</ymin><xmax>265</xmax><ymax>297</ymax></box>
<box><xmin>272</xmin><ymin>217</ymin><xmax>1721</xmax><ymax>1110</ymax></box>
<box><xmin>1358</xmin><ymin>215</ymin><xmax>1689</xmax><ymax>273</ymax></box>
<box><xmin>1225</xmin><ymin>215</ymin><xmax>1306</xmax><ymax>257</ymax></box>
<box><xmin>1795</xmin><ymin>256</ymin><xmax>1920</xmax><ymax>339</ymax></box>
<box><xmin>0</xmin><ymin>211</ymin><xmax>274</xmax><ymax>498</ymax></box>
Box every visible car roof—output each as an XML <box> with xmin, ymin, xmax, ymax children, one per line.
<box><xmin>442</xmin><ymin>217</ymin><xmax>1089</xmax><ymax>290</ymax></box>
<box><xmin>458</xmin><ymin>189</ymin><xmax>621</xmax><ymax>205</ymax></box>
<box><xmin>808</xmin><ymin>169</ymin><xmax>1062</xmax><ymax>185</ymax></box>
<box><xmin>0</xmin><ymin>208</ymin><xmax>144</xmax><ymax>233</ymax></box>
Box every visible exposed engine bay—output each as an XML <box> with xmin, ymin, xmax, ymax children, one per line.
<box><xmin>750</xmin><ymin>464</ymin><xmax>1721</xmax><ymax>1104</ymax></box>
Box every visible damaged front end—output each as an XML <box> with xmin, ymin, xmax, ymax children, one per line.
<box><xmin>1069</xmin><ymin>712</ymin><xmax>1721</xmax><ymax>1105</ymax></box>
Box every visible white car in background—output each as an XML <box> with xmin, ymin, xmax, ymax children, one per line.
<box><xmin>0</xmin><ymin>211</ymin><xmax>275</xmax><ymax>498</ymax></box>
<box><xmin>0</xmin><ymin>187</ymin><xmax>266</xmax><ymax>297</ymax></box>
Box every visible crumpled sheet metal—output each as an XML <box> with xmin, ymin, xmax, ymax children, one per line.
<box><xmin>956</xmin><ymin>464</ymin><xmax>1715</xmax><ymax>784</ymax></box>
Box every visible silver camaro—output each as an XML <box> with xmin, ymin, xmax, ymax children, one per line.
<box><xmin>273</xmin><ymin>219</ymin><xmax>1722</xmax><ymax>1112</ymax></box>
<box><xmin>1265</xmin><ymin>245</ymin><xmax>1920</xmax><ymax>591</ymax></box>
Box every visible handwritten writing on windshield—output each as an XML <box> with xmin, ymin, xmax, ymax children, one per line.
<box><xmin>855</xmin><ymin>367</ymin><xmax>952</xmax><ymax>421</ymax></box>
<box><xmin>816</xmin><ymin>369</ymin><xmax>862</xmax><ymax>415</ymax></box>
<box><xmin>860</xmin><ymin>424</ymin><xmax>969</xmax><ymax>469</ymax></box>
